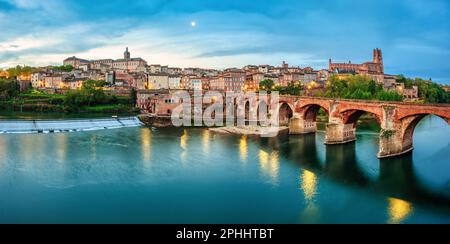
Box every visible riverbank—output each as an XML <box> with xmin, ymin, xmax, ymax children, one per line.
<box><xmin>0</xmin><ymin>87</ymin><xmax>139</xmax><ymax>114</ymax></box>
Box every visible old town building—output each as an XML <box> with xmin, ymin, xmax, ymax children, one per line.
<box><xmin>64</xmin><ymin>48</ymin><xmax>147</xmax><ymax>72</ymax></box>
<box><xmin>329</xmin><ymin>48</ymin><xmax>384</xmax><ymax>76</ymax></box>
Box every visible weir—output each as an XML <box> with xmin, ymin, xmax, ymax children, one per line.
<box><xmin>0</xmin><ymin>117</ymin><xmax>143</xmax><ymax>134</ymax></box>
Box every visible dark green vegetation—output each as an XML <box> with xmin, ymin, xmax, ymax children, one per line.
<box><xmin>396</xmin><ymin>75</ymin><xmax>449</xmax><ymax>103</ymax></box>
<box><xmin>319</xmin><ymin>75</ymin><xmax>404</xmax><ymax>102</ymax></box>
<box><xmin>259</xmin><ymin>74</ymin><xmax>449</xmax><ymax>104</ymax></box>
<box><xmin>0</xmin><ymin>78</ymin><xmax>139</xmax><ymax>115</ymax></box>
<box><xmin>259</xmin><ymin>79</ymin><xmax>303</xmax><ymax>95</ymax></box>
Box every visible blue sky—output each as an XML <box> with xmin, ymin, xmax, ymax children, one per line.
<box><xmin>0</xmin><ymin>0</ymin><xmax>449</xmax><ymax>83</ymax></box>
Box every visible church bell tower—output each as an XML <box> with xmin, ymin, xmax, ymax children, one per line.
<box><xmin>124</xmin><ymin>47</ymin><xmax>131</xmax><ymax>60</ymax></box>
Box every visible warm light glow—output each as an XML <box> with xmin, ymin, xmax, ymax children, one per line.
<box><xmin>202</xmin><ymin>129</ymin><xmax>210</xmax><ymax>154</ymax></box>
<box><xmin>181</xmin><ymin>129</ymin><xmax>188</xmax><ymax>150</ymax></box>
<box><xmin>259</xmin><ymin>150</ymin><xmax>280</xmax><ymax>186</ymax></box>
<box><xmin>55</xmin><ymin>133</ymin><xmax>68</xmax><ymax>163</ymax></box>
<box><xmin>387</xmin><ymin>197</ymin><xmax>413</xmax><ymax>224</ymax></box>
<box><xmin>141</xmin><ymin>128</ymin><xmax>152</xmax><ymax>163</ymax></box>
<box><xmin>180</xmin><ymin>129</ymin><xmax>189</xmax><ymax>164</ymax></box>
<box><xmin>300</xmin><ymin>170</ymin><xmax>317</xmax><ymax>201</ymax></box>
<box><xmin>239</xmin><ymin>135</ymin><xmax>248</xmax><ymax>163</ymax></box>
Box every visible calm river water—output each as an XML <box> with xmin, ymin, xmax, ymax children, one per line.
<box><xmin>0</xmin><ymin>116</ymin><xmax>449</xmax><ymax>224</ymax></box>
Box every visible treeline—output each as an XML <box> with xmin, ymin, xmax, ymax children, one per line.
<box><xmin>0</xmin><ymin>78</ymin><xmax>138</xmax><ymax>114</ymax></box>
<box><xmin>2</xmin><ymin>66</ymin><xmax>41</xmax><ymax>77</ymax></box>
<box><xmin>0</xmin><ymin>78</ymin><xmax>20</xmax><ymax>100</ymax></box>
<box><xmin>64</xmin><ymin>80</ymin><xmax>136</xmax><ymax>112</ymax></box>
<box><xmin>396</xmin><ymin>75</ymin><xmax>449</xmax><ymax>103</ymax></box>
<box><xmin>1</xmin><ymin>64</ymin><xmax>73</xmax><ymax>78</ymax></box>
<box><xmin>319</xmin><ymin>75</ymin><xmax>404</xmax><ymax>101</ymax></box>
<box><xmin>259</xmin><ymin>79</ymin><xmax>303</xmax><ymax>96</ymax></box>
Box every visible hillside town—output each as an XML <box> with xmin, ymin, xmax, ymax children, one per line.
<box><xmin>0</xmin><ymin>48</ymin><xmax>433</xmax><ymax>114</ymax></box>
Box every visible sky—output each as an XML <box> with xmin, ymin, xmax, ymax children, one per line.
<box><xmin>0</xmin><ymin>0</ymin><xmax>449</xmax><ymax>84</ymax></box>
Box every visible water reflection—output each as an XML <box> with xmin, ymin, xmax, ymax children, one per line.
<box><xmin>300</xmin><ymin>170</ymin><xmax>320</xmax><ymax>222</ymax></box>
<box><xmin>54</xmin><ymin>133</ymin><xmax>68</xmax><ymax>163</ymax></box>
<box><xmin>259</xmin><ymin>149</ymin><xmax>280</xmax><ymax>186</ymax></box>
<box><xmin>180</xmin><ymin>129</ymin><xmax>189</xmax><ymax>163</ymax></box>
<box><xmin>20</xmin><ymin>135</ymin><xmax>35</xmax><ymax>162</ymax></box>
<box><xmin>325</xmin><ymin>144</ymin><xmax>370</xmax><ymax>186</ymax></box>
<box><xmin>90</xmin><ymin>135</ymin><xmax>97</xmax><ymax>161</ymax></box>
<box><xmin>239</xmin><ymin>135</ymin><xmax>248</xmax><ymax>164</ymax></box>
<box><xmin>140</xmin><ymin>128</ymin><xmax>152</xmax><ymax>164</ymax></box>
<box><xmin>202</xmin><ymin>130</ymin><xmax>210</xmax><ymax>155</ymax></box>
<box><xmin>387</xmin><ymin>197</ymin><xmax>413</xmax><ymax>224</ymax></box>
<box><xmin>0</xmin><ymin>136</ymin><xmax>6</xmax><ymax>170</ymax></box>
<box><xmin>261</xmin><ymin>132</ymin><xmax>450</xmax><ymax>211</ymax></box>
<box><xmin>301</xmin><ymin>170</ymin><xmax>317</xmax><ymax>201</ymax></box>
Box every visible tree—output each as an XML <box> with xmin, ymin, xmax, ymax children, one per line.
<box><xmin>259</xmin><ymin>79</ymin><xmax>275</xmax><ymax>91</ymax></box>
<box><xmin>130</xmin><ymin>88</ymin><xmax>137</xmax><ymax>106</ymax></box>
<box><xmin>0</xmin><ymin>78</ymin><xmax>19</xmax><ymax>100</ymax></box>
<box><xmin>53</xmin><ymin>65</ymin><xmax>74</xmax><ymax>72</ymax></box>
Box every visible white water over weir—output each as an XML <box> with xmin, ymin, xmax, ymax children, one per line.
<box><xmin>0</xmin><ymin>117</ymin><xmax>143</xmax><ymax>134</ymax></box>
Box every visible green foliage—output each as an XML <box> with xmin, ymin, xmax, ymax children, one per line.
<box><xmin>63</xmin><ymin>80</ymin><xmax>133</xmax><ymax>112</ymax></box>
<box><xmin>322</xmin><ymin>75</ymin><xmax>402</xmax><ymax>102</ymax></box>
<box><xmin>0</xmin><ymin>78</ymin><xmax>19</xmax><ymax>100</ymax></box>
<box><xmin>130</xmin><ymin>88</ymin><xmax>137</xmax><ymax>106</ymax></box>
<box><xmin>6</xmin><ymin>65</ymin><xmax>41</xmax><ymax>77</ymax></box>
<box><xmin>376</xmin><ymin>90</ymin><xmax>404</xmax><ymax>101</ymax></box>
<box><xmin>52</xmin><ymin>65</ymin><xmax>74</xmax><ymax>72</ymax></box>
<box><xmin>396</xmin><ymin>75</ymin><xmax>449</xmax><ymax>103</ymax></box>
<box><xmin>259</xmin><ymin>79</ymin><xmax>275</xmax><ymax>91</ymax></box>
<box><xmin>274</xmin><ymin>82</ymin><xmax>303</xmax><ymax>96</ymax></box>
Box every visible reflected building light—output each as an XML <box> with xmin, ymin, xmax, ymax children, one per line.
<box><xmin>141</xmin><ymin>128</ymin><xmax>152</xmax><ymax>164</ymax></box>
<box><xmin>259</xmin><ymin>150</ymin><xmax>269</xmax><ymax>171</ymax></box>
<box><xmin>270</xmin><ymin>151</ymin><xmax>280</xmax><ymax>185</ymax></box>
<box><xmin>180</xmin><ymin>130</ymin><xmax>189</xmax><ymax>164</ymax></box>
<box><xmin>300</xmin><ymin>169</ymin><xmax>317</xmax><ymax>201</ymax></box>
<box><xmin>259</xmin><ymin>150</ymin><xmax>280</xmax><ymax>186</ymax></box>
<box><xmin>202</xmin><ymin>130</ymin><xmax>210</xmax><ymax>155</ymax></box>
<box><xmin>239</xmin><ymin>135</ymin><xmax>248</xmax><ymax>164</ymax></box>
<box><xmin>299</xmin><ymin>169</ymin><xmax>320</xmax><ymax>223</ymax></box>
<box><xmin>180</xmin><ymin>129</ymin><xmax>188</xmax><ymax>150</ymax></box>
<box><xmin>387</xmin><ymin>197</ymin><xmax>413</xmax><ymax>224</ymax></box>
<box><xmin>21</xmin><ymin>136</ymin><xmax>35</xmax><ymax>162</ymax></box>
<box><xmin>55</xmin><ymin>134</ymin><xmax>68</xmax><ymax>163</ymax></box>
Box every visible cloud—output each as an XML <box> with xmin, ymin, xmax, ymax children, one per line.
<box><xmin>0</xmin><ymin>0</ymin><xmax>449</xmax><ymax>83</ymax></box>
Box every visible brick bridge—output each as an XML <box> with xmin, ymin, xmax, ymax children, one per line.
<box><xmin>242</xmin><ymin>95</ymin><xmax>450</xmax><ymax>159</ymax></box>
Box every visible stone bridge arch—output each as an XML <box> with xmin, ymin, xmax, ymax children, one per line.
<box><xmin>274</xmin><ymin>102</ymin><xmax>295</xmax><ymax>126</ymax></box>
<box><xmin>398</xmin><ymin>112</ymin><xmax>450</xmax><ymax>156</ymax></box>
<box><xmin>289</xmin><ymin>98</ymin><xmax>332</xmax><ymax>134</ymax></box>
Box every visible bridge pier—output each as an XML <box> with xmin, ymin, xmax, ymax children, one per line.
<box><xmin>289</xmin><ymin>115</ymin><xmax>317</xmax><ymax>134</ymax></box>
<box><xmin>325</xmin><ymin>123</ymin><xmax>356</xmax><ymax>145</ymax></box>
<box><xmin>378</xmin><ymin>129</ymin><xmax>413</xmax><ymax>158</ymax></box>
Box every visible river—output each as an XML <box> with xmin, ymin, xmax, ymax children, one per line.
<box><xmin>0</xmin><ymin>116</ymin><xmax>449</xmax><ymax>223</ymax></box>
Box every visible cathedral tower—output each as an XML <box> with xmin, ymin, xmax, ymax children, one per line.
<box><xmin>124</xmin><ymin>47</ymin><xmax>131</xmax><ymax>60</ymax></box>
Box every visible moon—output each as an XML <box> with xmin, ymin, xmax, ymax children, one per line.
<box><xmin>191</xmin><ymin>21</ymin><xmax>197</xmax><ymax>27</ymax></box>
